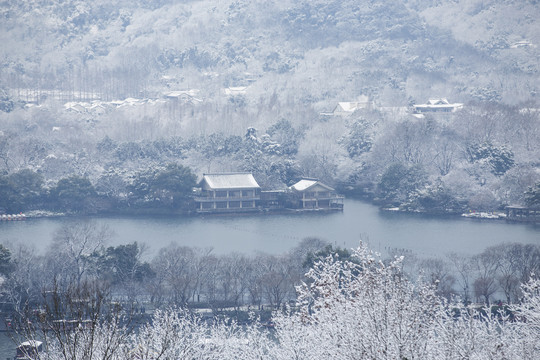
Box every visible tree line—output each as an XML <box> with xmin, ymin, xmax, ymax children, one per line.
<box><xmin>0</xmin><ymin>225</ymin><xmax>327</xmax><ymax>314</ymax></box>
<box><xmin>1</xmin><ymin>108</ymin><xmax>539</xmax><ymax>216</ymax></box>
<box><xmin>1</xmin><ymin>221</ymin><xmax>538</xmax><ymax>318</ymax></box>
<box><xmin>0</xmin><ymin>163</ymin><xmax>197</xmax><ymax>214</ymax></box>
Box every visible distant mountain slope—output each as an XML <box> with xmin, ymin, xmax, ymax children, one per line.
<box><xmin>0</xmin><ymin>0</ymin><xmax>538</xmax><ymax>106</ymax></box>
<box><xmin>418</xmin><ymin>0</ymin><xmax>540</xmax><ymax>101</ymax></box>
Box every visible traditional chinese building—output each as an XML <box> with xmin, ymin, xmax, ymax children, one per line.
<box><xmin>289</xmin><ymin>179</ymin><xmax>344</xmax><ymax>210</ymax></box>
<box><xmin>332</xmin><ymin>95</ymin><xmax>372</xmax><ymax>116</ymax></box>
<box><xmin>194</xmin><ymin>173</ymin><xmax>261</xmax><ymax>213</ymax></box>
<box><xmin>412</xmin><ymin>98</ymin><xmax>463</xmax><ymax>114</ymax></box>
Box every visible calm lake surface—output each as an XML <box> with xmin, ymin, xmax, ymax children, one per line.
<box><xmin>0</xmin><ymin>333</ymin><xmax>13</xmax><ymax>360</ymax></box>
<box><xmin>1</xmin><ymin>199</ymin><xmax>538</xmax><ymax>258</ymax></box>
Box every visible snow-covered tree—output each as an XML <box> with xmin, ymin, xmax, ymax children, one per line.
<box><xmin>9</xmin><ymin>242</ymin><xmax>540</xmax><ymax>359</ymax></box>
<box><xmin>512</xmin><ymin>278</ymin><xmax>540</xmax><ymax>357</ymax></box>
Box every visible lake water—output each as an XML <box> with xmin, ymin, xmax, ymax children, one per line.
<box><xmin>0</xmin><ymin>199</ymin><xmax>538</xmax><ymax>258</ymax></box>
<box><xmin>0</xmin><ymin>332</ymin><xmax>13</xmax><ymax>360</ymax></box>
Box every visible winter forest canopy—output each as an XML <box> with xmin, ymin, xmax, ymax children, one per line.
<box><xmin>0</xmin><ymin>0</ymin><xmax>539</xmax><ymax>214</ymax></box>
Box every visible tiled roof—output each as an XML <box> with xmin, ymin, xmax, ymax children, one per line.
<box><xmin>202</xmin><ymin>173</ymin><xmax>260</xmax><ymax>189</ymax></box>
<box><xmin>427</xmin><ymin>98</ymin><xmax>450</xmax><ymax>105</ymax></box>
<box><xmin>290</xmin><ymin>179</ymin><xmax>318</xmax><ymax>191</ymax></box>
<box><xmin>290</xmin><ymin>179</ymin><xmax>334</xmax><ymax>192</ymax></box>
<box><xmin>337</xmin><ymin>102</ymin><xmax>360</xmax><ymax>112</ymax></box>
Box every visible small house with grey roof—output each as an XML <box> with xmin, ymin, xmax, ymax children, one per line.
<box><xmin>289</xmin><ymin>178</ymin><xmax>344</xmax><ymax>210</ymax></box>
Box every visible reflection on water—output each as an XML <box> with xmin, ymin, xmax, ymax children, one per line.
<box><xmin>0</xmin><ymin>199</ymin><xmax>538</xmax><ymax>258</ymax></box>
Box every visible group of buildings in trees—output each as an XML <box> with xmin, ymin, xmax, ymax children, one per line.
<box><xmin>0</xmin><ymin>94</ymin><xmax>539</xmax><ymax>218</ymax></box>
<box><xmin>194</xmin><ymin>172</ymin><xmax>344</xmax><ymax>213</ymax></box>
<box><xmin>0</xmin><ymin>166</ymin><xmax>345</xmax><ymax>215</ymax></box>
<box><xmin>2</xmin><ymin>160</ymin><xmax>540</xmax><ymax>218</ymax></box>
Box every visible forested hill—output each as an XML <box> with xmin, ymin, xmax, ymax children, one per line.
<box><xmin>1</xmin><ymin>0</ymin><xmax>539</xmax><ymax>106</ymax></box>
<box><xmin>0</xmin><ymin>0</ymin><xmax>539</xmax><ymax>215</ymax></box>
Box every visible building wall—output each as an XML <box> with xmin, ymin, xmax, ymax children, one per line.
<box><xmin>299</xmin><ymin>184</ymin><xmax>339</xmax><ymax>209</ymax></box>
<box><xmin>196</xmin><ymin>188</ymin><xmax>260</xmax><ymax>212</ymax></box>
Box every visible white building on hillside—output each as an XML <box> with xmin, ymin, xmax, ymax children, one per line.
<box><xmin>332</xmin><ymin>95</ymin><xmax>372</xmax><ymax>116</ymax></box>
<box><xmin>413</xmin><ymin>98</ymin><xmax>463</xmax><ymax>114</ymax></box>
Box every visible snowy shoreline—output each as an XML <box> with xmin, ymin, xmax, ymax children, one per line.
<box><xmin>381</xmin><ymin>207</ymin><xmax>508</xmax><ymax>221</ymax></box>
